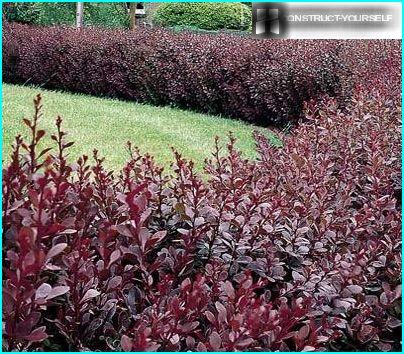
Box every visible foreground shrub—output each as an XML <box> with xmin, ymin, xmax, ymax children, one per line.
<box><xmin>2</xmin><ymin>2</ymin><xmax>129</xmax><ymax>28</ymax></box>
<box><xmin>153</xmin><ymin>2</ymin><xmax>251</xmax><ymax>31</ymax></box>
<box><xmin>3</xmin><ymin>22</ymin><xmax>350</xmax><ymax>126</ymax></box>
<box><xmin>2</xmin><ymin>83</ymin><xmax>401</xmax><ymax>351</ymax></box>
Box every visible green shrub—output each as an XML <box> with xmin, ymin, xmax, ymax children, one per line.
<box><xmin>153</xmin><ymin>2</ymin><xmax>251</xmax><ymax>31</ymax></box>
<box><xmin>84</xmin><ymin>3</ymin><xmax>129</xmax><ymax>28</ymax></box>
<box><xmin>33</xmin><ymin>3</ymin><xmax>76</xmax><ymax>26</ymax></box>
<box><xmin>2</xmin><ymin>3</ymin><xmax>38</xmax><ymax>24</ymax></box>
<box><xmin>2</xmin><ymin>2</ymin><xmax>129</xmax><ymax>28</ymax></box>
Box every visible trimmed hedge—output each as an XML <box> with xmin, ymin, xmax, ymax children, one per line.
<box><xmin>153</xmin><ymin>2</ymin><xmax>251</xmax><ymax>31</ymax></box>
<box><xmin>2</xmin><ymin>2</ymin><xmax>129</xmax><ymax>28</ymax></box>
<box><xmin>3</xmin><ymin>22</ymin><xmax>349</xmax><ymax>126</ymax></box>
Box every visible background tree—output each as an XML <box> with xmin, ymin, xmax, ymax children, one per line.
<box><xmin>3</xmin><ymin>2</ymin><xmax>129</xmax><ymax>28</ymax></box>
<box><xmin>129</xmin><ymin>2</ymin><xmax>137</xmax><ymax>30</ymax></box>
<box><xmin>76</xmin><ymin>2</ymin><xmax>84</xmax><ymax>28</ymax></box>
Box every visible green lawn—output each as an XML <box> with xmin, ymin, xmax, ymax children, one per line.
<box><xmin>2</xmin><ymin>84</ymin><xmax>279</xmax><ymax>171</ymax></box>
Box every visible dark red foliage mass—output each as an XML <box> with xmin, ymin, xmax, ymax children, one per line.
<box><xmin>2</xmin><ymin>79</ymin><xmax>401</xmax><ymax>351</ymax></box>
<box><xmin>3</xmin><ymin>21</ymin><xmax>352</xmax><ymax>126</ymax></box>
<box><xmin>2</xmin><ymin>20</ymin><xmax>402</xmax><ymax>352</ymax></box>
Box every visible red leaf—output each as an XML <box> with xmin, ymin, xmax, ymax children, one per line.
<box><xmin>36</xmin><ymin>130</ymin><xmax>46</xmax><ymax>142</ymax></box>
<box><xmin>108</xmin><ymin>249</ymin><xmax>121</xmax><ymax>268</ymax></box>
<box><xmin>346</xmin><ymin>285</ymin><xmax>363</xmax><ymax>295</ymax></box>
<box><xmin>209</xmin><ymin>331</ymin><xmax>222</xmax><ymax>350</ymax></box>
<box><xmin>222</xmin><ymin>280</ymin><xmax>235</xmax><ymax>300</ymax></box>
<box><xmin>81</xmin><ymin>289</ymin><xmax>100</xmax><ymax>303</ymax></box>
<box><xmin>47</xmin><ymin>286</ymin><xmax>69</xmax><ymax>300</ymax></box>
<box><xmin>35</xmin><ymin>283</ymin><xmax>52</xmax><ymax>300</ymax></box>
<box><xmin>25</xmin><ymin>326</ymin><xmax>48</xmax><ymax>342</ymax></box>
<box><xmin>121</xmin><ymin>335</ymin><xmax>133</xmax><ymax>351</ymax></box>
<box><xmin>63</xmin><ymin>141</ymin><xmax>74</xmax><ymax>149</ymax></box>
<box><xmin>23</xmin><ymin>118</ymin><xmax>31</xmax><ymax>128</ymax></box>
<box><xmin>45</xmin><ymin>243</ymin><xmax>67</xmax><ymax>261</ymax></box>
<box><xmin>107</xmin><ymin>276</ymin><xmax>122</xmax><ymax>290</ymax></box>
<box><xmin>215</xmin><ymin>301</ymin><xmax>227</xmax><ymax>324</ymax></box>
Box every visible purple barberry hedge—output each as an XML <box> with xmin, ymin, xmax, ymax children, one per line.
<box><xmin>3</xmin><ymin>22</ymin><xmax>352</xmax><ymax>126</ymax></box>
<box><xmin>2</xmin><ymin>19</ymin><xmax>402</xmax><ymax>352</ymax></box>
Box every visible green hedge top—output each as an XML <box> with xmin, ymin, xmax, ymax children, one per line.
<box><xmin>152</xmin><ymin>2</ymin><xmax>251</xmax><ymax>31</ymax></box>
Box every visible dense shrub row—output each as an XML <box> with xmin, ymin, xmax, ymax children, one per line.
<box><xmin>2</xmin><ymin>2</ymin><xmax>129</xmax><ymax>28</ymax></box>
<box><xmin>3</xmin><ymin>22</ymin><xmax>350</xmax><ymax>126</ymax></box>
<box><xmin>152</xmin><ymin>2</ymin><xmax>251</xmax><ymax>31</ymax></box>
<box><xmin>2</xmin><ymin>76</ymin><xmax>401</xmax><ymax>350</ymax></box>
<box><xmin>339</xmin><ymin>40</ymin><xmax>402</xmax><ymax>101</ymax></box>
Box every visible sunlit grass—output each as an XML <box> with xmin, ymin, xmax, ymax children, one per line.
<box><xmin>2</xmin><ymin>84</ymin><xmax>280</xmax><ymax>171</ymax></box>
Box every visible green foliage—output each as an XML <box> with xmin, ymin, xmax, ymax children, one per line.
<box><xmin>153</xmin><ymin>2</ymin><xmax>251</xmax><ymax>31</ymax></box>
<box><xmin>3</xmin><ymin>3</ymin><xmax>38</xmax><ymax>24</ymax></box>
<box><xmin>84</xmin><ymin>3</ymin><xmax>129</xmax><ymax>28</ymax></box>
<box><xmin>2</xmin><ymin>2</ymin><xmax>129</xmax><ymax>28</ymax></box>
<box><xmin>33</xmin><ymin>3</ymin><xmax>76</xmax><ymax>26</ymax></box>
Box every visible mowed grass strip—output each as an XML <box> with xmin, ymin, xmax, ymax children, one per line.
<box><xmin>2</xmin><ymin>84</ymin><xmax>279</xmax><ymax>171</ymax></box>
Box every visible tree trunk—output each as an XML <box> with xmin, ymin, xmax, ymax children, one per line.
<box><xmin>76</xmin><ymin>2</ymin><xmax>84</xmax><ymax>28</ymax></box>
<box><xmin>129</xmin><ymin>3</ymin><xmax>137</xmax><ymax>30</ymax></box>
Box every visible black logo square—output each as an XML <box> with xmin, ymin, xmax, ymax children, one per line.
<box><xmin>252</xmin><ymin>3</ymin><xmax>287</xmax><ymax>38</ymax></box>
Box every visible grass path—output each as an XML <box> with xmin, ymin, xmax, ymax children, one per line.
<box><xmin>2</xmin><ymin>84</ymin><xmax>279</xmax><ymax>171</ymax></box>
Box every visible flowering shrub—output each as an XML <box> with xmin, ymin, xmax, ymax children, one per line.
<box><xmin>3</xmin><ymin>22</ymin><xmax>350</xmax><ymax>126</ymax></box>
<box><xmin>2</xmin><ymin>81</ymin><xmax>401</xmax><ymax>351</ymax></box>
